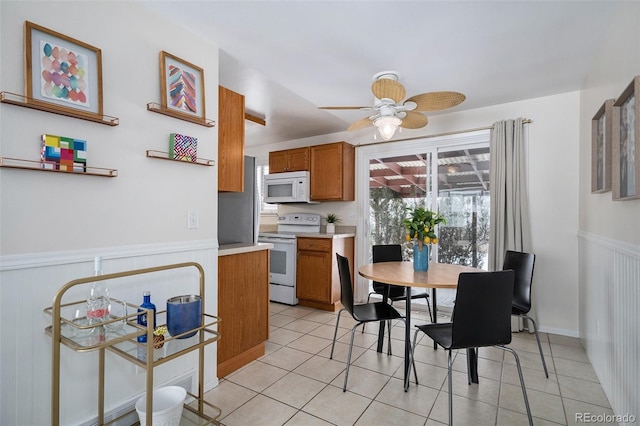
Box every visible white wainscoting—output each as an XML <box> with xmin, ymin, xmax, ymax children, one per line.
<box><xmin>0</xmin><ymin>240</ymin><xmax>218</xmax><ymax>426</ymax></box>
<box><xmin>579</xmin><ymin>232</ymin><xmax>639</xmax><ymax>423</ymax></box>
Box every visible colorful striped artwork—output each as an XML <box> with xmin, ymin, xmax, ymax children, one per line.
<box><xmin>169</xmin><ymin>133</ymin><xmax>198</xmax><ymax>162</ymax></box>
<box><xmin>41</xmin><ymin>134</ymin><xmax>87</xmax><ymax>172</ymax></box>
<box><xmin>168</xmin><ymin>65</ymin><xmax>197</xmax><ymax>113</ymax></box>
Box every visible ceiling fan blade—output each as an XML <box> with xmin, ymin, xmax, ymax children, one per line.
<box><xmin>406</xmin><ymin>91</ymin><xmax>466</xmax><ymax>112</ymax></box>
<box><xmin>400</xmin><ymin>111</ymin><xmax>429</xmax><ymax>129</ymax></box>
<box><xmin>371</xmin><ymin>79</ymin><xmax>406</xmax><ymax>102</ymax></box>
<box><xmin>318</xmin><ymin>106</ymin><xmax>372</xmax><ymax>110</ymax></box>
<box><xmin>348</xmin><ymin>117</ymin><xmax>373</xmax><ymax>131</ymax></box>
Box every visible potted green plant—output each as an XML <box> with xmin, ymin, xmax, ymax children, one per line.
<box><xmin>402</xmin><ymin>207</ymin><xmax>446</xmax><ymax>271</ymax></box>
<box><xmin>325</xmin><ymin>213</ymin><xmax>340</xmax><ymax>234</ymax></box>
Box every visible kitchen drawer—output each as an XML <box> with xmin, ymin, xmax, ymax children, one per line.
<box><xmin>297</xmin><ymin>237</ymin><xmax>332</xmax><ymax>252</ymax></box>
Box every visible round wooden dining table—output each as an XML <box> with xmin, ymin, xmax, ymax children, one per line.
<box><xmin>358</xmin><ymin>261</ymin><xmax>484</xmax><ymax>391</ymax></box>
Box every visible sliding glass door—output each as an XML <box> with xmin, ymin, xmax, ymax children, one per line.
<box><xmin>369</xmin><ymin>152</ymin><xmax>434</xmax><ymax>262</ymax></box>
<box><xmin>355</xmin><ymin>130</ymin><xmax>490</xmax><ymax>305</ymax></box>
<box><xmin>437</xmin><ymin>146</ymin><xmax>491</xmax><ymax>269</ymax></box>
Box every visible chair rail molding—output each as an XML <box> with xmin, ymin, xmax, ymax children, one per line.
<box><xmin>0</xmin><ymin>239</ymin><xmax>219</xmax><ymax>271</ymax></box>
<box><xmin>577</xmin><ymin>230</ymin><xmax>640</xmax><ymax>258</ymax></box>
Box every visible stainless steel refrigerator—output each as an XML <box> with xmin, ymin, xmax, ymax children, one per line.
<box><xmin>218</xmin><ymin>156</ymin><xmax>260</xmax><ymax>245</ymax></box>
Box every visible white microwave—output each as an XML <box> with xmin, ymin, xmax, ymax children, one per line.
<box><xmin>264</xmin><ymin>171</ymin><xmax>316</xmax><ymax>204</ymax></box>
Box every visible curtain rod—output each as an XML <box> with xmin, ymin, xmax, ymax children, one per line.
<box><xmin>353</xmin><ymin>118</ymin><xmax>532</xmax><ymax>148</ymax></box>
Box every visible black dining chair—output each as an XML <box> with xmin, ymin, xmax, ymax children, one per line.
<box><xmin>411</xmin><ymin>270</ymin><xmax>533</xmax><ymax>426</ymax></box>
<box><xmin>366</xmin><ymin>244</ymin><xmax>433</xmax><ymax>322</ymax></box>
<box><xmin>331</xmin><ymin>253</ymin><xmax>415</xmax><ymax>392</ymax></box>
<box><xmin>504</xmin><ymin>249</ymin><xmax>549</xmax><ymax>378</ymax></box>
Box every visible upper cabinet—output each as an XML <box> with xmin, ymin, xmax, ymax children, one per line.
<box><xmin>310</xmin><ymin>142</ymin><xmax>355</xmax><ymax>201</ymax></box>
<box><xmin>218</xmin><ymin>86</ymin><xmax>245</xmax><ymax>192</ymax></box>
<box><xmin>268</xmin><ymin>147</ymin><xmax>310</xmax><ymax>173</ymax></box>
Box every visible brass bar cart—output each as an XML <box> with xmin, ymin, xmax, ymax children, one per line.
<box><xmin>44</xmin><ymin>261</ymin><xmax>222</xmax><ymax>425</ymax></box>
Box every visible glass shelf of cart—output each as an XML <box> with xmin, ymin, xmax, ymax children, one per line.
<box><xmin>183</xmin><ymin>400</ymin><xmax>222</xmax><ymax>425</ymax></box>
<box><xmin>110</xmin><ymin>398</ymin><xmax>222</xmax><ymax>426</ymax></box>
<box><xmin>44</xmin><ymin>299</ymin><xmax>148</xmax><ymax>352</ymax></box>
<box><xmin>107</xmin><ymin>313</ymin><xmax>220</xmax><ymax>367</ymax></box>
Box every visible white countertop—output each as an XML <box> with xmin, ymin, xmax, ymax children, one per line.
<box><xmin>218</xmin><ymin>242</ymin><xmax>273</xmax><ymax>257</ymax></box>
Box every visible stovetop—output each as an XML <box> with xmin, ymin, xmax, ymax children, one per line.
<box><xmin>258</xmin><ymin>213</ymin><xmax>321</xmax><ymax>239</ymax></box>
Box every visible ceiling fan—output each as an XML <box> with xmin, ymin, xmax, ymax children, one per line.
<box><xmin>319</xmin><ymin>71</ymin><xmax>465</xmax><ymax>140</ymax></box>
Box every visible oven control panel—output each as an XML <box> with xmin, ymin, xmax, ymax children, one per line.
<box><xmin>277</xmin><ymin>213</ymin><xmax>321</xmax><ymax>226</ymax></box>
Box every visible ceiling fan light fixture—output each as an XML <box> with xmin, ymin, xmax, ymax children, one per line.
<box><xmin>374</xmin><ymin>116</ymin><xmax>402</xmax><ymax>140</ymax></box>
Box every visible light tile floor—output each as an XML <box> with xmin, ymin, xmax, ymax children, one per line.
<box><xmin>204</xmin><ymin>302</ymin><xmax>613</xmax><ymax>425</ymax></box>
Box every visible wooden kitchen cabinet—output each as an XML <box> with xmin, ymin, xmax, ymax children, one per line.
<box><xmin>218</xmin><ymin>248</ymin><xmax>269</xmax><ymax>377</ymax></box>
<box><xmin>310</xmin><ymin>141</ymin><xmax>355</xmax><ymax>201</ymax></box>
<box><xmin>296</xmin><ymin>236</ymin><xmax>354</xmax><ymax>311</ymax></box>
<box><xmin>218</xmin><ymin>86</ymin><xmax>245</xmax><ymax>192</ymax></box>
<box><xmin>268</xmin><ymin>147</ymin><xmax>310</xmax><ymax>173</ymax></box>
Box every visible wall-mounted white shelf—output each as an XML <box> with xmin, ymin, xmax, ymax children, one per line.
<box><xmin>146</xmin><ymin>150</ymin><xmax>215</xmax><ymax>166</ymax></box>
<box><xmin>0</xmin><ymin>91</ymin><xmax>119</xmax><ymax>126</ymax></box>
<box><xmin>146</xmin><ymin>102</ymin><xmax>215</xmax><ymax>128</ymax></box>
<box><xmin>0</xmin><ymin>157</ymin><xmax>118</xmax><ymax>177</ymax></box>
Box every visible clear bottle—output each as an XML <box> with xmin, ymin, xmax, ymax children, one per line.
<box><xmin>86</xmin><ymin>256</ymin><xmax>109</xmax><ymax>341</ymax></box>
<box><xmin>137</xmin><ymin>291</ymin><xmax>156</xmax><ymax>343</ymax></box>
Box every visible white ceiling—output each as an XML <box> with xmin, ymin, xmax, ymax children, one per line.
<box><xmin>140</xmin><ymin>1</ymin><xmax>625</xmax><ymax>148</ymax></box>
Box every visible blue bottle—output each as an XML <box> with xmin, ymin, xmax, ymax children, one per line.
<box><xmin>137</xmin><ymin>291</ymin><xmax>156</xmax><ymax>343</ymax></box>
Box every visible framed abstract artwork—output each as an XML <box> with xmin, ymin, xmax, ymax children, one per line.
<box><xmin>25</xmin><ymin>21</ymin><xmax>103</xmax><ymax>120</ymax></box>
<box><xmin>591</xmin><ymin>99</ymin><xmax>615</xmax><ymax>193</ymax></box>
<box><xmin>612</xmin><ymin>75</ymin><xmax>640</xmax><ymax>200</ymax></box>
<box><xmin>160</xmin><ymin>51</ymin><xmax>206</xmax><ymax>121</ymax></box>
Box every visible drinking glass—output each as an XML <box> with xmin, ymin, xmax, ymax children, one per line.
<box><xmin>106</xmin><ymin>298</ymin><xmax>127</xmax><ymax>334</ymax></box>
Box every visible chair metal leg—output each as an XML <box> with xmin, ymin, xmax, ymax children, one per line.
<box><xmin>522</xmin><ymin>314</ymin><xmax>549</xmax><ymax>378</ymax></box>
<box><xmin>330</xmin><ymin>309</ymin><xmax>344</xmax><ymax>359</ymax></box>
<box><xmin>447</xmin><ymin>349</ymin><xmax>453</xmax><ymax>426</ymax></box>
<box><xmin>342</xmin><ymin>324</ymin><xmax>359</xmax><ymax>392</ymax></box>
<box><xmin>497</xmin><ymin>345</ymin><xmax>533</xmax><ymax>426</ymax></box>
<box><xmin>426</xmin><ymin>297</ymin><xmax>434</xmax><ymax>323</ymax></box>
<box><xmin>410</xmin><ymin>327</ymin><xmax>420</xmax><ymax>385</ymax></box>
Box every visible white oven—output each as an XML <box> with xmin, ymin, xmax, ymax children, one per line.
<box><xmin>257</xmin><ymin>235</ymin><xmax>298</xmax><ymax>305</ymax></box>
<box><xmin>258</xmin><ymin>213</ymin><xmax>321</xmax><ymax>305</ymax></box>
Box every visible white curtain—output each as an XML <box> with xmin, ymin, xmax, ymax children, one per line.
<box><xmin>489</xmin><ymin>118</ymin><xmax>532</xmax><ymax>271</ymax></box>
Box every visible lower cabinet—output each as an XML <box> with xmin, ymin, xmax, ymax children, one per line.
<box><xmin>296</xmin><ymin>236</ymin><xmax>354</xmax><ymax>311</ymax></box>
<box><xmin>218</xmin><ymin>249</ymin><xmax>269</xmax><ymax>377</ymax></box>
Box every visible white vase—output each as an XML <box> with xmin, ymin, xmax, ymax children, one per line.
<box><xmin>326</xmin><ymin>223</ymin><xmax>335</xmax><ymax>234</ymax></box>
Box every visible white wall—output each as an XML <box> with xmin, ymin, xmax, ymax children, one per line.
<box><xmin>0</xmin><ymin>2</ymin><xmax>220</xmax><ymax>424</ymax></box>
<box><xmin>0</xmin><ymin>2</ymin><xmax>219</xmax><ymax>254</ymax></box>
<box><xmin>578</xmin><ymin>2</ymin><xmax>640</xmax><ymax>421</ymax></box>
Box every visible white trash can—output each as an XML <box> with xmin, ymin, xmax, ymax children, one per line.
<box><xmin>135</xmin><ymin>386</ymin><xmax>186</xmax><ymax>426</ymax></box>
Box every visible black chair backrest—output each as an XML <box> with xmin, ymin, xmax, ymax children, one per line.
<box><xmin>372</xmin><ymin>244</ymin><xmax>405</xmax><ymax>298</ymax></box>
<box><xmin>503</xmin><ymin>250</ymin><xmax>536</xmax><ymax>314</ymax></box>
<box><xmin>450</xmin><ymin>270</ymin><xmax>515</xmax><ymax>349</ymax></box>
<box><xmin>336</xmin><ymin>253</ymin><xmax>355</xmax><ymax>316</ymax></box>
